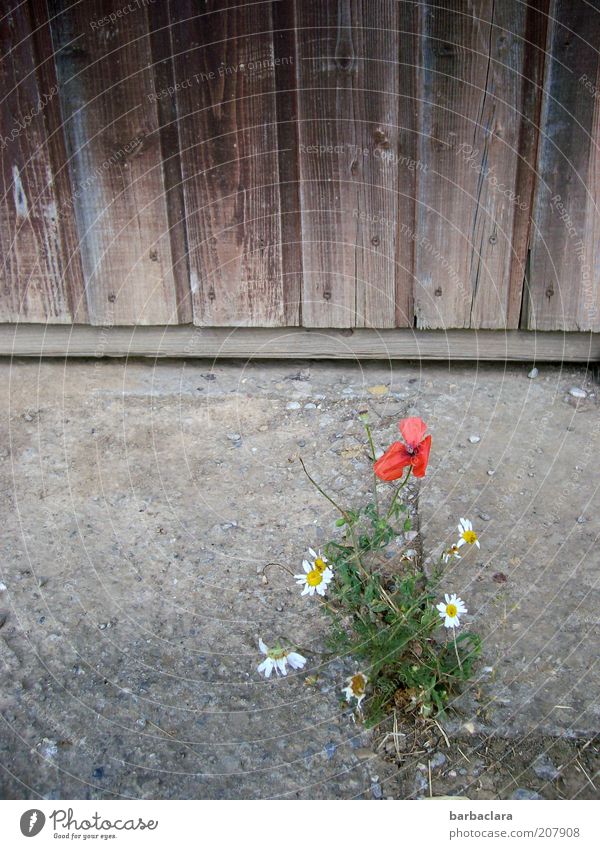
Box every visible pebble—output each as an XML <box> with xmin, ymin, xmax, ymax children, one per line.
<box><xmin>201</xmin><ymin>373</ymin><xmax>216</xmax><ymax>381</ymax></box>
<box><xmin>227</xmin><ymin>432</ymin><xmax>241</xmax><ymax>442</ymax></box>
<box><xmin>304</xmin><ymin>403</ymin><xmax>317</xmax><ymax>410</ymax></box>
<box><xmin>371</xmin><ymin>782</ymin><xmax>383</xmax><ymax>799</ymax></box>
<box><xmin>487</xmin><ymin>470</ymin><xmax>495</xmax><ymax>476</ymax></box>
<box><xmin>0</xmin><ymin>582</ymin><xmax>6</xmax><ymax>592</ymax></box>
<box><xmin>532</xmin><ymin>754</ymin><xmax>560</xmax><ymax>781</ymax></box>
<box><xmin>528</xmin><ymin>367</ymin><xmax>539</xmax><ymax>379</ymax></box>
<box><xmin>430</xmin><ymin>751</ymin><xmax>447</xmax><ymax>769</ymax></box>
<box><xmin>478</xmin><ymin>512</ymin><xmax>491</xmax><ymax>522</ymax></box>
<box><xmin>512</xmin><ymin>788</ymin><xmax>543</xmax><ymax>800</ymax></box>
<box><xmin>324</xmin><ymin>742</ymin><xmax>336</xmax><ymax>760</ymax></box>
<box><xmin>39</xmin><ymin>738</ymin><xmax>58</xmax><ymax>758</ymax></box>
<box><xmin>569</xmin><ymin>387</ymin><xmax>587</xmax><ymax>399</ymax></box>
<box><xmin>576</xmin><ymin>515</ymin><xmax>587</xmax><ymax>524</ymax></box>
<box><xmin>92</xmin><ymin>767</ymin><xmax>105</xmax><ymax>780</ymax></box>
<box><xmin>286</xmin><ymin>401</ymin><xmax>301</xmax><ymax>410</ymax></box>
<box><xmin>468</xmin><ymin>435</ymin><xmax>481</xmax><ymax>444</ymax></box>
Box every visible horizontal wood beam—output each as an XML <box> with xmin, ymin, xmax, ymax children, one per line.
<box><xmin>0</xmin><ymin>325</ymin><xmax>598</xmax><ymax>362</ymax></box>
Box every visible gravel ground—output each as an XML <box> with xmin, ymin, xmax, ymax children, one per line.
<box><xmin>0</xmin><ymin>358</ymin><xmax>598</xmax><ymax>799</ymax></box>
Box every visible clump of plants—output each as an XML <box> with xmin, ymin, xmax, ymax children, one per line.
<box><xmin>256</xmin><ymin>414</ymin><xmax>481</xmax><ymax>726</ymax></box>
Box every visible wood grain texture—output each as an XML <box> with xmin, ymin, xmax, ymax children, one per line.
<box><xmin>414</xmin><ymin>0</ymin><xmax>541</xmax><ymax>329</ymax></box>
<box><xmin>526</xmin><ymin>0</ymin><xmax>600</xmax><ymax>331</ymax></box>
<box><xmin>294</xmin><ymin>0</ymin><xmax>415</xmax><ymax>328</ymax></box>
<box><xmin>48</xmin><ymin>0</ymin><xmax>181</xmax><ymax>325</ymax></box>
<box><xmin>1</xmin><ymin>322</ymin><xmax>598</xmax><ymax>361</ymax></box>
<box><xmin>170</xmin><ymin>0</ymin><xmax>290</xmax><ymax>327</ymax></box>
<box><xmin>0</xmin><ymin>0</ymin><xmax>86</xmax><ymax>322</ymax></box>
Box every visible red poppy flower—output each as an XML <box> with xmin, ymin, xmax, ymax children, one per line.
<box><xmin>373</xmin><ymin>417</ymin><xmax>431</xmax><ymax>480</ymax></box>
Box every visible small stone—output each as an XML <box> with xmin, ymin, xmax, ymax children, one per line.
<box><xmin>23</xmin><ymin>412</ymin><xmax>34</xmax><ymax>422</ymax></box>
<box><xmin>512</xmin><ymin>788</ymin><xmax>543</xmax><ymax>800</ymax></box>
<box><xmin>0</xmin><ymin>582</ymin><xmax>6</xmax><ymax>592</ymax></box>
<box><xmin>468</xmin><ymin>435</ymin><xmax>481</xmax><ymax>444</ymax></box>
<box><xmin>354</xmin><ymin>747</ymin><xmax>373</xmax><ymax>761</ymax></box>
<box><xmin>92</xmin><ymin>767</ymin><xmax>105</xmax><ymax>780</ymax></box>
<box><xmin>286</xmin><ymin>401</ymin><xmax>301</xmax><ymax>410</ymax></box>
<box><xmin>98</xmin><ymin>622</ymin><xmax>109</xmax><ymax>630</ymax></box>
<box><xmin>304</xmin><ymin>403</ymin><xmax>317</xmax><ymax>409</ymax></box>
<box><xmin>430</xmin><ymin>752</ymin><xmax>446</xmax><ymax>769</ymax></box>
<box><xmin>478</xmin><ymin>512</ymin><xmax>491</xmax><ymax>522</ymax></box>
<box><xmin>487</xmin><ymin>470</ymin><xmax>495</xmax><ymax>476</ymax></box>
<box><xmin>569</xmin><ymin>387</ymin><xmax>587</xmax><ymax>399</ymax></box>
<box><xmin>532</xmin><ymin>754</ymin><xmax>560</xmax><ymax>781</ymax></box>
<box><xmin>324</xmin><ymin>741</ymin><xmax>336</xmax><ymax>760</ymax></box>
<box><xmin>202</xmin><ymin>373</ymin><xmax>216</xmax><ymax>381</ymax></box>
<box><xmin>227</xmin><ymin>432</ymin><xmax>241</xmax><ymax>442</ymax></box>
<box><xmin>493</xmin><ymin>572</ymin><xmax>508</xmax><ymax>583</ymax></box>
<box><xmin>220</xmin><ymin>521</ymin><xmax>238</xmax><ymax>531</ymax></box>
<box><xmin>39</xmin><ymin>738</ymin><xmax>58</xmax><ymax>758</ymax></box>
<box><xmin>528</xmin><ymin>367</ymin><xmax>539</xmax><ymax>379</ymax></box>
<box><xmin>371</xmin><ymin>782</ymin><xmax>383</xmax><ymax>799</ymax></box>
<box><xmin>577</xmin><ymin>515</ymin><xmax>587</xmax><ymax>524</ymax></box>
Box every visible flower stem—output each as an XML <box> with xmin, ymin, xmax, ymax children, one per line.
<box><xmin>361</xmin><ymin>417</ymin><xmax>380</xmax><ymax>516</ymax></box>
<box><xmin>452</xmin><ymin>629</ymin><xmax>463</xmax><ymax>673</ymax></box>
<box><xmin>385</xmin><ymin>466</ymin><xmax>412</xmax><ymax>521</ymax></box>
<box><xmin>299</xmin><ymin>457</ymin><xmax>350</xmax><ymax>521</ymax></box>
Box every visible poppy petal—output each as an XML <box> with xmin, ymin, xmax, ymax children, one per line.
<box><xmin>411</xmin><ymin>435</ymin><xmax>431</xmax><ymax>477</ymax></box>
<box><xmin>373</xmin><ymin>442</ymin><xmax>412</xmax><ymax>481</ymax></box>
<box><xmin>399</xmin><ymin>417</ymin><xmax>428</xmax><ymax>447</ymax></box>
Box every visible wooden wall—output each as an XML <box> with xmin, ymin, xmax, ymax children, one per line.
<box><xmin>0</xmin><ymin>0</ymin><xmax>599</xmax><ymax>332</ymax></box>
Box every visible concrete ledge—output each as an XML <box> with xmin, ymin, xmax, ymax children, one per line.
<box><xmin>0</xmin><ymin>324</ymin><xmax>598</xmax><ymax>361</ymax></box>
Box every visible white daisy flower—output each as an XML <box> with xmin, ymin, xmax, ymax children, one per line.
<box><xmin>456</xmin><ymin>517</ymin><xmax>480</xmax><ymax>548</ymax></box>
<box><xmin>436</xmin><ymin>593</ymin><xmax>468</xmax><ymax>629</ymax></box>
<box><xmin>307</xmin><ymin>547</ymin><xmax>332</xmax><ymax>574</ymax></box>
<box><xmin>295</xmin><ymin>559</ymin><xmax>334</xmax><ymax>596</ymax></box>
<box><xmin>342</xmin><ymin>672</ymin><xmax>369</xmax><ymax>708</ymax></box>
<box><xmin>256</xmin><ymin>639</ymin><xmax>306</xmax><ymax>678</ymax></box>
<box><xmin>442</xmin><ymin>543</ymin><xmax>462</xmax><ymax>563</ymax></box>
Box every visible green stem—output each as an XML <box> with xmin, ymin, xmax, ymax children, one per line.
<box><xmin>299</xmin><ymin>457</ymin><xmax>350</xmax><ymax>521</ymax></box>
<box><xmin>452</xmin><ymin>629</ymin><xmax>463</xmax><ymax>673</ymax></box>
<box><xmin>362</xmin><ymin>418</ymin><xmax>380</xmax><ymax>516</ymax></box>
<box><xmin>385</xmin><ymin>466</ymin><xmax>412</xmax><ymax>521</ymax></box>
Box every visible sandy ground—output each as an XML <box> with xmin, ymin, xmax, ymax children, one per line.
<box><xmin>0</xmin><ymin>358</ymin><xmax>598</xmax><ymax>799</ymax></box>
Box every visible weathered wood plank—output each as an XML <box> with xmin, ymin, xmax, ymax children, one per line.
<box><xmin>0</xmin><ymin>323</ymin><xmax>597</xmax><ymax>362</ymax></box>
<box><xmin>48</xmin><ymin>0</ymin><xmax>181</xmax><ymax>325</ymax></box>
<box><xmin>415</xmin><ymin>1</ymin><xmax>542</xmax><ymax>329</ymax></box>
<box><xmin>170</xmin><ymin>0</ymin><xmax>290</xmax><ymax>326</ymax></box>
<box><xmin>526</xmin><ymin>0</ymin><xmax>600</xmax><ymax>331</ymax></box>
<box><xmin>0</xmin><ymin>0</ymin><xmax>86</xmax><ymax>322</ymax></box>
<box><xmin>294</xmin><ymin>0</ymin><xmax>415</xmax><ymax>328</ymax></box>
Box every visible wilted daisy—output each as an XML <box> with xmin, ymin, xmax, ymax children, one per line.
<box><xmin>307</xmin><ymin>547</ymin><xmax>332</xmax><ymax>574</ymax></box>
<box><xmin>442</xmin><ymin>543</ymin><xmax>462</xmax><ymax>563</ymax></box>
<box><xmin>457</xmin><ymin>518</ymin><xmax>480</xmax><ymax>548</ymax></box>
<box><xmin>436</xmin><ymin>594</ymin><xmax>467</xmax><ymax>628</ymax></box>
<box><xmin>295</xmin><ymin>558</ymin><xmax>334</xmax><ymax>596</ymax></box>
<box><xmin>256</xmin><ymin>639</ymin><xmax>306</xmax><ymax>678</ymax></box>
<box><xmin>342</xmin><ymin>672</ymin><xmax>369</xmax><ymax>708</ymax></box>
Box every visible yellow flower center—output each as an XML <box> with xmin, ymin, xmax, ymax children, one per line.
<box><xmin>306</xmin><ymin>569</ymin><xmax>323</xmax><ymax>586</ymax></box>
<box><xmin>268</xmin><ymin>647</ymin><xmax>287</xmax><ymax>660</ymax></box>
<box><xmin>446</xmin><ymin>603</ymin><xmax>458</xmax><ymax>618</ymax></box>
<box><xmin>462</xmin><ymin>530</ymin><xmax>478</xmax><ymax>544</ymax></box>
<box><xmin>314</xmin><ymin>558</ymin><xmax>327</xmax><ymax>572</ymax></box>
<box><xmin>351</xmin><ymin>674</ymin><xmax>366</xmax><ymax>695</ymax></box>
